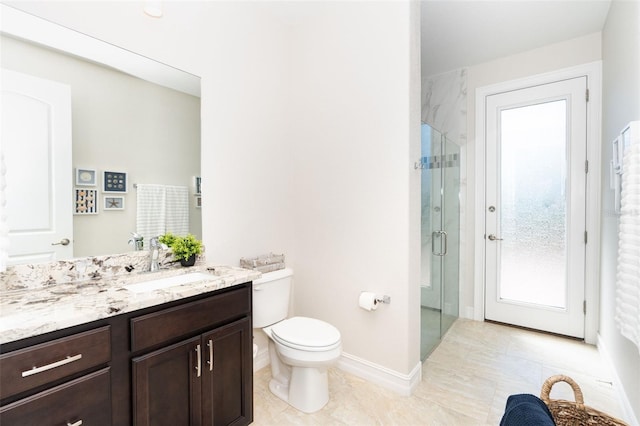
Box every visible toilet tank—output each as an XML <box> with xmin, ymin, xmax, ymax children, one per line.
<box><xmin>252</xmin><ymin>268</ymin><xmax>293</xmax><ymax>328</ymax></box>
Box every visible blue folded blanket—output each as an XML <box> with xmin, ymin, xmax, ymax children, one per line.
<box><xmin>500</xmin><ymin>394</ymin><xmax>556</xmax><ymax>426</ymax></box>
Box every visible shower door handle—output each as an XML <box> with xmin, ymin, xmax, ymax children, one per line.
<box><xmin>431</xmin><ymin>230</ymin><xmax>448</xmax><ymax>256</ymax></box>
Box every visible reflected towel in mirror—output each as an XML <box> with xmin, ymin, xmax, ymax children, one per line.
<box><xmin>136</xmin><ymin>184</ymin><xmax>189</xmax><ymax>241</ymax></box>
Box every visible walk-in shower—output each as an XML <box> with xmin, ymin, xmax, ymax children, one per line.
<box><xmin>419</xmin><ymin>123</ymin><xmax>460</xmax><ymax>360</ymax></box>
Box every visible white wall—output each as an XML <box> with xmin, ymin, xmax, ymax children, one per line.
<box><xmin>463</xmin><ymin>33</ymin><xmax>602</xmax><ymax>316</ymax></box>
<box><xmin>288</xmin><ymin>1</ymin><xmax>420</xmax><ymax>375</ymax></box>
<box><xmin>9</xmin><ymin>1</ymin><xmax>421</xmax><ymax>383</ymax></box>
<box><xmin>600</xmin><ymin>1</ymin><xmax>640</xmax><ymax>421</ymax></box>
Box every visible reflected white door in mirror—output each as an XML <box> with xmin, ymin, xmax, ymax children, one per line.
<box><xmin>1</xmin><ymin>69</ymin><xmax>73</xmax><ymax>265</ymax></box>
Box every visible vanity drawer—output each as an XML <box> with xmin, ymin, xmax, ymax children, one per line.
<box><xmin>131</xmin><ymin>285</ymin><xmax>250</xmax><ymax>352</ymax></box>
<box><xmin>0</xmin><ymin>368</ymin><xmax>111</xmax><ymax>426</ymax></box>
<box><xmin>0</xmin><ymin>326</ymin><xmax>111</xmax><ymax>400</ymax></box>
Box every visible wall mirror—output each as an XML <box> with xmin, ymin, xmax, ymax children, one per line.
<box><xmin>1</xmin><ymin>4</ymin><xmax>201</xmax><ymax>265</ymax></box>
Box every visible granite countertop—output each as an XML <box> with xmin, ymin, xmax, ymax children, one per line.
<box><xmin>0</xmin><ymin>264</ymin><xmax>261</xmax><ymax>344</ymax></box>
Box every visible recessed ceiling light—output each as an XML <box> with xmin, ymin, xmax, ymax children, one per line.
<box><xmin>144</xmin><ymin>1</ymin><xmax>163</xmax><ymax>18</ymax></box>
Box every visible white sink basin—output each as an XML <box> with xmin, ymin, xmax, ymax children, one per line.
<box><xmin>124</xmin><ymin>272</ymin><xmax>214</xmax><ymax>293</ymax></box>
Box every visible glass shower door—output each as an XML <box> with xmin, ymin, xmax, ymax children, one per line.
<box><xmin>420</xmin><ymin>124</ymin><xmax>460</xmax><ymax>360</ymax></box>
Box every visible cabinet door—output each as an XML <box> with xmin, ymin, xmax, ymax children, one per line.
<box><xmin>132</xmin><ymin>336</ymin><xmax>202</xmax><ymax>426</ymax></box>
<box><xmin>201</xmin><ymin>317</ymin><xmax>253</xmax><ymax>426</ymax></box>
<box><xmin>0</xmin><ymin>368</ymin><xmax>111</xmax><ymax>426</ymax></box>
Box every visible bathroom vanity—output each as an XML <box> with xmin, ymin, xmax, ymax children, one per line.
<box><xmin>0</xmin><ymin>261</ymin><xmax>258</xmax><ymax>425</ymax></box>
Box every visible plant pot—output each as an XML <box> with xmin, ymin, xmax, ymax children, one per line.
<box><xmin>180</xmin><ymin>254</ymin><xmax>196</xmax><ymax>267</ymax></box>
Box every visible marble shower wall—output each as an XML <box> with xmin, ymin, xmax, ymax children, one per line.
<box><xmin>421</xmin><ymin>68</ymin><xmax>467</xmax><ymax>147</ymax></box>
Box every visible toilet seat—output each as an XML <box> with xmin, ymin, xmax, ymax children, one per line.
<box><xmin>271</xmin><ymin>316</ymin><xmax>341</xmax><ymax>352</ymax></box>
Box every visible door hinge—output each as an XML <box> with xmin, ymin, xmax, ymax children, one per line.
<box><xmin>584</xmin><ymin>231</ymin><xmax>588</xmax><ymax>244</ymax></box>
<box><xmin>585</xmin><ymin>160</ymin><xmax>589</xmax><ymax>173</ymax></box>
<box><xmin>585</xmin><ymin>88</ymin><xmax>590</xmax><ymax>102</ymax></box>
<box><xmin>583</xmin><ymin>300</ymin><xmax>587</xmax><ymax>314</ymax></box>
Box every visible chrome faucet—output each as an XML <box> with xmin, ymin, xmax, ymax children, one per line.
<box><xmin>149</xmin><ymin>236</ymin><xmax>162</xmax><ymax>272</ymax></box>
<box><xmin>128</xmin><ymin>232</ymin><xmax>144</xmax><ymax>251</ymax></box>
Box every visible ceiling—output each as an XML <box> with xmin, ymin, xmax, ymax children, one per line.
<box><xmin>420</xmin><ymin>0</ymin><xmax>612</xmax><ymax>77</ymax></box>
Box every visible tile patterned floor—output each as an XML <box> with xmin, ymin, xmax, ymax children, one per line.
<box><xmin>253</xmin><ymin>318</ymin><xmax>625</xmax><ymax>425</ymax></box>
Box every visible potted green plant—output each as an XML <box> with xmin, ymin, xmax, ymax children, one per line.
<box><xmin>158</xmin><ymin>232</ymin><xmax>178</xmax><ymax>248</ymax></box>
<box><xmin>161</xmin><ymin>233</ymin><xmax>202</xmax><ymax>267</ymax></box>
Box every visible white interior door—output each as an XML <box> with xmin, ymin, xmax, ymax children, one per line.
<box><xmin>484</xmin><ymin>77</ymin><xmax>587</xmax><ymax>338</ymax></box>
<box><xmin>1</xmin><ymin>69</ymin><xmax>73</xmax><ymax>264</ymax></box>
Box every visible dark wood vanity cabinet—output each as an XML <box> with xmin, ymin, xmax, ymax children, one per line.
<box><xmin>0</xmin><ymin>282</ymin><xmax>253</xmax><ymax>426</ymax></box>
<box><xmin>0</xmin><ymin>368</ymin><xmax>112</xmax><ymax>426</ymax></box>
<box><xmin>132</xmin><ymin>317</ymin><xmax>252</xmax><ymax>426</ymax></box>
<box><xmin>0</xmin><ymin>326</ymin><xmax>112</xmax><ymax>425</ymax></box>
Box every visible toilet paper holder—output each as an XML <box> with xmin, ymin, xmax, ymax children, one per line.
<box><xmin>376</xmin><ymin>295</ymin><xmax>391</xmax><ymax>304</ymax></box>
<box><xmin>359</xmin><ymin>292</ymin><xmax>391</xmax><ymax>311</ymax></box>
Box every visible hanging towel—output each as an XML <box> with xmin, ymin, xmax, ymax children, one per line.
<box><xmin>136</xmin><ymin>184</ymin><xmax>190</xmax><ymax>242</ymax></box>
<box><xmin>615</xmin><ymin>141</ymin><xmax>640</xmax><ymax>354</ymax></box>
<box><xmin>164</xmin><ymin>185</ymin><xmax>189</xmax><ymax>236</ymax></box>
<box><xmin>136</xmin><ymin>184</ymin><xmax>167</xmax><ymax>241</ymax></box>
<box><xmin>0</xmin><ymin>151</ymin><xmax>8</xmax><ymax>273</ymax></box>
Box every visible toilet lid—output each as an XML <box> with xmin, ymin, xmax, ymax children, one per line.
<box><xmin>271</xmin><ymin>316</ymin><xmax>341</xmax><ymax>351</ymax></box>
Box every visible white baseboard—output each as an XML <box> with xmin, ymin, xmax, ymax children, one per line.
<box><xmin>337</xmin><ymin>352</ymin><xmax>422</xmax><ymax>396</ymax></box>
<box><xmin>253</xmin><ymin>348</ymin><xmax>422</xmax><ymax>397</ymax></box>
<box><xmin>597</xmin><ymin>333</ymin><xmax>638</xmax><ymax>425</ymax></box>
<box><xmin>463</xmin><ymin>306</ymin><xmax>475</xmax><ymax>320</ymax></box>
<box><xmin>253</xmin><ymin>347</ymin><xmax>270</xmax><ymax>372</ymax></box>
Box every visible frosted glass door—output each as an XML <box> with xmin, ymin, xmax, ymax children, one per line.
<box><xmin>499</xmin><ymin>101</ymin><xmax>567</xmax><ymax>308</ymax></box>
<box><xmin>484</xmin><ymin>77</ymin><xmax>587</xmax><ymax>338</ymax></box>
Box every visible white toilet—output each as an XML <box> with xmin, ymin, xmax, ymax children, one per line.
<box><xmin>252</xmin><ymin>268</ymin><xmax>342</xmax><ymax>413</ymax></box>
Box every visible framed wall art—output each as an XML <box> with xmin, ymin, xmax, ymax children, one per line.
<box><xmin>74</xmin><ymin>188</ymin><xmax>98</xmax><ymax>215</ymax></box>
<box><xmin>104</xmin><ymin>171</ymin><xmax>127</xmax><ymax>193</ymax></box>
<box><xmin>75</xmin><ymin>168</ymin><xmax>97</xmax><ymax>186</ymax></box>
<box><xmin>194</xmin><ymin>176</ymin><xmax>202</xmax><ymax>195</ymax></box>
<box><xmin>104</xmin><ymin>196</ymin><xmax>125</xmax><ymax>211</ymax></box>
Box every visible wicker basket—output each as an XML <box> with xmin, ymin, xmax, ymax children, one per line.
<box><xmin>540</xmin><ymin>375</ymin><xmax>628</xmax><ymax>426</ymax></box>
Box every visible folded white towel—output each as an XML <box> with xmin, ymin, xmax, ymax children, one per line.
<box><xmin>615</xmin><ymin>142</ymin><xmax>640</xmax><ymax>354</ymax></box>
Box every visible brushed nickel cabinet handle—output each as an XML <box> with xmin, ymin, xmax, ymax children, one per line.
<box><xmin>207</xmin><ymin>340</ymin><xmax>213</xmax><ymax>371</ymax></box>
<box><xmin>67</xmin><ymin>420</ymin><xmax>83</xmax><ymax>426</ymax></box>
<box><xmin>195</xmin><ymin>344</ymin><xmax>201</xmax><ymax>377</ymax></box>
<box><xmin>21</xmin><ymin>354</ymin><xmax>82</xmax><ymax>377</ymax></box>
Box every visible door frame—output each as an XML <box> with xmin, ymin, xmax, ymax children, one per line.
<box><xmin>473</xmin><ymin>62</ymin><xmax>602</xmax><ymax>344</ymax></box>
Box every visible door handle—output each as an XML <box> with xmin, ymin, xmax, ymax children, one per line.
<box><xmin>52</xmin><ymin>238</ymin><xmax>70</xmax><ymax>246</ymax></box>
<box><xmin>488</xmin><ymin>234</ymin><xmax>503</xmax><ymax>241</ymax></box>
<box><xmin>431</xmin><ymin>230</ymin><xmax>448</xmax><ymax>256</ymax></box>
<box><xmin>431</xmin><ymin>231</ymin><xmax>440</xmax><ymax>255</ymax></box>
<box><xmin>441</xmin><ymin>230</ymin><xmax>448</xmax><ymax>255</ymax></box>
